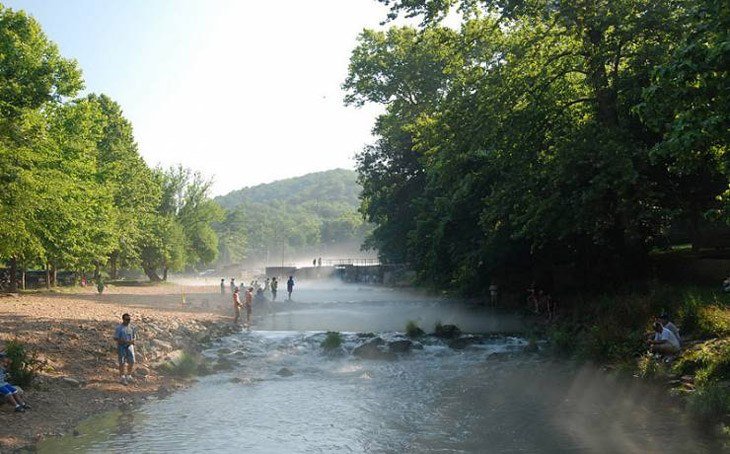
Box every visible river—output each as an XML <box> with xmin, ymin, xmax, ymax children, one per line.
<box><xmin>38</xmin><ymin>282</ymin><xmax>721</xmax><ymax>453</ymax></box>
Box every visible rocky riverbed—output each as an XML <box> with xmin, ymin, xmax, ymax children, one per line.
<box><xmin>0</xmin><ymin>285</ymin><xmax>235</xmax><ymax>452</ymax></box>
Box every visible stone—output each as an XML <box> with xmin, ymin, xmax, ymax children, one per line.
<box><xmin>434</xmin><ymin>324</ymin><xmax>461</xmax><ymax>339</ymax></box>
<box><xmin>276</xmin><ymin>367</ymin><xmax>294</xmax><ymax>377</ymax></box>
<box><xmin>217</xmin><ymin>347</ymin><xmax>232</xmax><ymax>355</ymax></box>
<box><xmin>61</xmin><ymin>377</ymin><xmax>81</xmax><ymax>387</ymax></box>
<box><xmin>353</xmin><ymin>338</ymin><xmax>395</xmax><ymax>360</ymax></box>
<box><xmin>134</xmin><ymin>366</ymin><xmax>150</xmax><ymax>377</ymax></box>
<box><xmin>387</xmin><ymin>339</ymin><xmax>413</xmax><ymax>353</ymax></box>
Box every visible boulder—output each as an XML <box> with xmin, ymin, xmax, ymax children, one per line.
<box><xmin>353</xmin><ymin>338</ymin><xmax>395</xmax><ymax>360</ymax></box>
<box><xmin>276</xmin><ymin>367</ymin><xmax>294</xmax><ymax>377</ymax></box>
<box><xmin>434</xmin><ymin>324</ymin><xmax>461</xmax><ymax>339</ymax></box>
<box><xmin>387</xmin><ymin>339</ymin><xmax>413</xmax><ymax>353</ymax></box>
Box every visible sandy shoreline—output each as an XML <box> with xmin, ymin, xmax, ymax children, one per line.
<box><xmin>0</xmin><ymin>284</ymin><xmax>235</xmax><ymax>452</ymax></box>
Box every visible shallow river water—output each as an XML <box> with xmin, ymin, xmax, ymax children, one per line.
<box><xmin>38</xmin><ymin>283</ymin><xmax>721</xmax><ymax>453</ymax></box>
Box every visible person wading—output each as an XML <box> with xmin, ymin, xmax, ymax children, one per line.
<box><xmin>233</xmin><ymin>287</ymin><xmax>242</xmax><ymax>324</ymax></box>
<box><xmin>287</xmin><ymin>276</ymin><xmax>294</xmax><ymax>301</ymax></box>
<box><xmin>244</xmin><ymin>286</ymin><xmax>254</xmax><ymax>328</ymax></box>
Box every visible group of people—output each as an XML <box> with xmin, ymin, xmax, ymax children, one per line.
<box><xmin>223</xmin><ymin>276</ymin><xmax>296</xmax><ymax>327</ymax></box>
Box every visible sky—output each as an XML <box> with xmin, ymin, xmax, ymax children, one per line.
<box><xmin>6</xmin><ymin>0</ymin><xmax>389</xmax><ymax>196</ymax></box>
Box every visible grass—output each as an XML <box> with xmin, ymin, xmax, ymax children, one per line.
<box><xmin>321</xmin><ymin>331</ymin><xmax>343</xmax><ymax>351</ymax></box>
<box><xmin>405</xmin><ymin>321</ymin><xmax>425</xmax><ymax>338</ymax></box>
<box><xmin>160</xmin><ymin>351</ymin><xmax>199</xmax><ymax>377</ymax></box>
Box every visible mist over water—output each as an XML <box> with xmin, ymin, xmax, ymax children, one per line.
<box><xmin>39</xmin><ymin>282</ymin><xmax>720</xmax><ymax>453</ymax></box>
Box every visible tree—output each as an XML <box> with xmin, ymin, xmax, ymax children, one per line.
<box><xmin>86</xmin><ymin>94</ymin><xmax>161</xmax><ymax>278</ymax></box>
<box><xmin>346</xmin><ymin>0</ymin><xmax>726</xmax><ymax>293</ymax></box>
<box><xmin>0</xmin><ymin>5</ymin><xmax>83</xmax><ymax>290</ymax></box>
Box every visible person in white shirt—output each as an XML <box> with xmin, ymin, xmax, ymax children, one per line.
<box><xmin>658</xmin><ymin>313</ymin><xmax>681</xmax><ymax>346</ymax></box>
<box><xmin>649</xmin><ymin>321</ymin><xmax>680</xmax><ymax>355</ymax></box>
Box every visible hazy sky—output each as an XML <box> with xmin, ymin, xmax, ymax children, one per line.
<box><xmin>6</xmin><ymin>0</ymin><xmax>388</xmax><ymax>196</ymax></box>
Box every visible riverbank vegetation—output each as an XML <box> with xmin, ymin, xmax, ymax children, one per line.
<box><xmin>347</xmin><ymin>0</ymin><xmax>729</xmax><ymax>292</ymax></box>
<box><xmin>347</xmin><ymin>0</ymin><xmax>730</xmax><ymax>435</ymax></box>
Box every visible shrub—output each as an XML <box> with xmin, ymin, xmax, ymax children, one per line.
<box><xmin>636</xmin><ymin>353</ymin><xmax>663</xmax><ymax>379</ymax></box>
<box><xmin>162</xmin><ymin>351</ymin><xmax>198</xmax><ymax>377</ymax></box>
<box><xmin>405</xmin><ymin>321</ymin><xmax>425</xmax><ymax>338</ymax></box>
<box><xmin>4</xmin><ymin>340</ymin><xmax>45</xmax><ymax>387</ymax></box>
<box><xmin>548</xmin><ymin>326</ymin><xmax>576</xmax><ymax>356</ymax></box>
<box><xmin>321</xmin><ymin>331</ymin><xmax>343</xmax><ymax>351</ymax></box>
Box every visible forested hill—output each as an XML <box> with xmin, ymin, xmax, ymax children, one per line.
<box><xmin>215</xmin><ymin>169</ymin><xmax>360</xmax><ymax>210</ymax></box>
<box><xmin>212</xmin><ymin>169</ymin><xmax>369</xmax><ymax>266</ymax></box>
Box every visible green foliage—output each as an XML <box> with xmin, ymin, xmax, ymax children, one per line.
<box><xmin>348</xmin><ymin>0</ymin><xmax>729</xmax><ymax>293</ymax></box>
<box><xmin>213</xmin><ymin>170</ymin><xmax>371</xmax><ymax>265</ymax></box>
<box><xmin>548</xmin><ymin>326</ymin><xmax>577</xmax><ymax>357</ymax></box>
<box><xmin>4</xmin><ymin>339</ymin><xmax>45</xmax><ymax>388</ymax></box>
<box><xmin>674</xmin><ymin>340</ymin><xmax>730</xmax><ymax>385</ymax></box>
<box><xmin>636</xmin><ymin>353</ymin><xmax>664</xmax><ymax>379</ymax></box>
<box><xmin>405</xmin><ymin>320</ymin><xmax>425</xmax><ymax>338</ymax></box>
<box><xmin>321</xmin><ymin>331</ymin><xmax>343</xmax><ymax>351</ymax></box>
<box><xmin>161</xmin><ymin>351</ymin><xmax>199</xmax><ymax>377</ymax></box>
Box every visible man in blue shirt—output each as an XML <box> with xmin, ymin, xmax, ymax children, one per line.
<box><xmin>113</xmin><ymin>313</ymin><xmax>137</xmax><ymax>385</ymax></box>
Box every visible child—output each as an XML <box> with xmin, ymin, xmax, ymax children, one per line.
<box><xmin>0</xmin><ymin>353</ymin><xmax>30</xmax><ymax>412</ymax></box>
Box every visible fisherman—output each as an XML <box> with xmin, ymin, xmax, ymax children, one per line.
<box><xmin>287</xmin><ymin>276</ymin><xmax>295</xmax><ymax>301</ymax></box>
<box><xmin>113</xmin><ymin>313</ymin><xmax>137</xmax><ymax>385</ymax></box>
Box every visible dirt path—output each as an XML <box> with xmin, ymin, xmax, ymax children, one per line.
<box><xmin>0</xmin><ymin>284</ymin><xmax>234</xmax><ymax>451</ymax></box>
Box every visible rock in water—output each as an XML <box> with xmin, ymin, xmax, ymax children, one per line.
<box><xmin>387</xmin><ymin>339</ymin><xmax>413</xmax><ymax>353</ymax></box>
<box><xmin>353</xmin><ymin>337</ymin><xmax>396</xmax><ymax>360</ymax></box>
<box><xmin>434</xmin><ymin>324</ymin><xmax>461</xmax><ymax>339</ymax></box>
<box><xmin>276</xmin><ymin>367</ymin><xmax>294</xmax><ymax>377</ymax></box>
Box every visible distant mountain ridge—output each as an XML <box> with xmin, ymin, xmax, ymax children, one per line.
<box><xmin>215</xmin><ymin>168</ymin><xmax>360</xmax><ymax>209</ymax></box>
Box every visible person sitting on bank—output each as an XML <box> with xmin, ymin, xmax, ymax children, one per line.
<box><xmin>658</xmin><ymin>313</ymin><xmax>681</xmax><ymax>346</ymax></box>
<box><xmin>648</xmin><ymin>321</ymin><xmax>680</xmax><ymax>355</ymax></box>
<box><xmin>0</xmin><ymin>353</ymin><xmax>31</xmax><ymax>412</ymax></box>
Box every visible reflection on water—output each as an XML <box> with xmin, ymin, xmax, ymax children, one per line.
<box><xmin>38</xmin><ymin>284</ymin><xmax>722</xmax><ymax>453</ymax></box>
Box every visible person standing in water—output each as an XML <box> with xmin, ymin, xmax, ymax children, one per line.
<box><xmin>271</xmin><ymin>277</ymin><xmax>278</xmax><ymax>301</ymax></box>
<box><xmin>232</xmin><ymin>287</ymin><xmax>242</xmax><ymax>324</ymax></box>
<box><xmin>244</xmin><ymin>286</ymin><xmax>254</xmax><ymax>328</ymax></box>
<box><xmin>287</xmin><ymin>276</ymin><xmax>294</xmax><ymax>301</ymax></box>
<box><xmin>230</xmin><ymin>278</ymin><xmax>236</xmax><ymax>293</ymax></box>
<box><xmin>220</xmin><ymin>278</ymin><xmax>226</xmax><ymax>295</ymax></box>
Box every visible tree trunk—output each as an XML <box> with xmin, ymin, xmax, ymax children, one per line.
<box><xmin>9</xmin><ymin>257</ymin><xmax>18</xmax><ymax>293</ymax></box>
<box><xmin>45</xmin><ymin>263</ymin><xmax>51</xmax><ymax>290</ymax></box>
<box><xmin>51</xmin><ymin>263</ymin><xmax>57</xmax><ymax>287</ymax></box>
<box><xmin>93</xmin><ymin>263</ymin><xmax>100</xmax><ymax>280</ymax></box>
<box><xmin>163</xmin><ymin>266</ymin><xmax>168</xmax><ymax>281</ymax></box>
<box><xmin>109</xmin><ymin>251</ymin><xmax>118</xmax><ymax>280</ymax></box>
<box><xmin>21</xmin><ymin>267</ymin><xmax>26</xmax><ymax>290</ymax></box>
<box><xmin>142</xmin><ymin>263</ymin><xmax>162</xmax><ymax>282</ymax></box>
